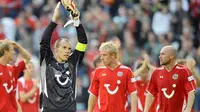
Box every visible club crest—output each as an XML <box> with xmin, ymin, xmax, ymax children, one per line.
<box><xmin>117</xmin><ymin>72</ymin><xmax>123</xmax><ymax>77</ymax></box>
<box><xmin>64</xmin><ymin>63</ymin><xmax>69</xmax><ymax>68</ymax></box>
<box><xmin>172</xmin><ymin>74</ymin><xmax>178</xmax><ymax>80</ymax></box>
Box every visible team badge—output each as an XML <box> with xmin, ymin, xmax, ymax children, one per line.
<box><xmin>172</xmin><ymin>74</ymin><xmax>178</xmax><ymax>80</ymax></box>
<box><xmin>117</xmin><ymin>72</ymin><xmax>123</xmax><ymax>77</ymax></box>
<box><xmin>64</xmin><ymin>63</ymin><xmax>69</xmax><ymax>68</ymax></box>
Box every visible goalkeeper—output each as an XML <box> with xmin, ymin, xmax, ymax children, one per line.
<box><xmin>39</xmin><ymin>1</ymin><xmax>87</xmax><ymax>112</ymax></box>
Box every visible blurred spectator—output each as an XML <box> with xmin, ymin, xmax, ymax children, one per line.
<box><xmin>0</xmin><ymin>23</ymin><xmax>5</xmax><ymax>40</ymax></box>
<box><xmin>0</xmin><ymin>17</ymin><xmax>16</xmax><ymax>41</ymax></box>
<box><xmin>0</xmin><ymin>0</ymin><xmax>21</xmax><ymax>18</ymax></box>
<box><xmin>152</xmin><ymin>6</ymin><xmax>171</xmax><ymax>36</ymax></box>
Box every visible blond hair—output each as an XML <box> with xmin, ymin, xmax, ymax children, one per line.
<box><xmin>99</xmin><ymin>41</ymin><xmax>118</xmax><ymax>57</ymax></box>
<box><xmin>54</xmin><ymin>38</ymin><xmax>71</xmax><ymax>49</ymax></box>
<box><xmin>0</xmin><ymin>41</ymin><xmax>10</xmax><ymax>57</ymax></box>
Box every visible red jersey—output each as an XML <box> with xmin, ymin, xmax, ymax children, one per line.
<box><xmin>18</xmin><ymin>77</ymin><xmax>39</xmax><ymax>112</ymax></box>
<box><xmin>147</xmin><ymin>64</ymin><xmax>196</xmax><ymax>112</ymax></box>
<box><xmin>0</xmin><ymin>61</ymin><xmax>25</xmax><ymax>112</ymax></box>
<box><xmin>135</xmin><ymin>79</ymin><xmax>157</xmax><ymax>112</ymax></box>
<box><xmin>89</xmin><ymin>64</ymin><xmax>136</xmax><ymax>112</ymax></box>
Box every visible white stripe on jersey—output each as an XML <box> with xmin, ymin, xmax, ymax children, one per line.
<box><xmin>18</xmin><ymin>77</ymin><xmax>25</xmax><ymax>88</ymax></box>
<box><xmin>175</xmin><ymin>66</ymin><xmax>185</xmax><ymax>69</ymax></box>
<box><xmin>131</xmin><ymin>78</ymin><xmax>136</xmax><ymax>83</ymax></box>
<box><xmin>120</xmin><ymin>65</ymin><xmax>129</xmax><ymax>69</ymax></box>
<box><xmin>98</xmin><ymin>92</ymin><xmax>101</xmax><ymax>110</ymax></box>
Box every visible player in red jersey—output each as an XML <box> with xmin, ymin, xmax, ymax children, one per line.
<box><xmin>88</xmin><ymin>42</ymin><xmax>137</xmax><ymax>112</ymax></box>
<box><xmin>144</xmin><ymin>45</ymin><xmax>196</xmax><ymax>112</ymax></box>
<box><xmin>134</xmin><ymin>54</ymin><xmax>158</xmax><ymax>112</ymax></box>
<box><xmin>18</xmin><ymin>62</ymin><xmax>39</xmax><ymax>112</ymax></box>
<box><xmin>176</xmin><ymin>58</ymin><xmax>200</xmax><ymax>112</ymax></box>
<box><xmin>0</xmin><ymin>40</ymin><xmax>31</xmax><ymax>112</ymax></box>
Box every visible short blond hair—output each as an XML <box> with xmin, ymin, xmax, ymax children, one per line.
<box><xmin>0</xmin><ymin>41</ymin><xmax>10</xmax><ymax>57</ymax></box>
<box><xmin>99</xmin><ymin>41</ymin><xmax>118</xmax><ymax>57</ymax></box>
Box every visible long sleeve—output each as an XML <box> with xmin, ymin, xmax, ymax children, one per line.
<box><xmin>70</xmin><ymin>24</ymin><xmax>88</xmax><ymax>66</ymax></box>
<box><xmin>40</xmin><ymin>22</ymin><xmax>57</xmax><ymax>65</ymax></box>
<box><xmin>76</xmin><ymin>24</ymin><xmax>87</xmax><ymax>45</ymax></box>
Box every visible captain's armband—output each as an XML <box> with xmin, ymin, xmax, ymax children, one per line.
<box><xmin>75</xmin><ymin>42</ymin><xmax>87</xmax><ymax>52</ymax></box>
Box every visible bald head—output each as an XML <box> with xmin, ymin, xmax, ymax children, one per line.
<box><xmin>161</xmin><ymin>45</ymin><xmax>177</xmax><ymax>59</ymax></box>
<box><xmin>159</xmin><ymin>45</ymin><xmax>177</xmax><ymax>66</ymax></box>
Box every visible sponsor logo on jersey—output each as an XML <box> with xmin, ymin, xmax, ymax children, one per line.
<box><xmin>161</xmin><ymin>84</ymin><xmax>176</xmax><ymax>99</ymax></box>
<box><xmin>64</xmin><ymin>63</ymin><xmax>69</xmax><ymax>68</ymax></box>
<box><xmin>102</xmin><ymin>73</ymin><xmax>106</xmax><ymax>76</ymax></box>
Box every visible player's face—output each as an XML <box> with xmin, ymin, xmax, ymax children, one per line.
<box><xmin>159</xmin><ymin>48</ymin><xmax>171</xmax><ymax>66</ymax></box>
<box><xmin>96</xmin><ymin>61</ymin><xmax>104</xmax><ymax>67</ymax></box>
<box><xmin>7</xmin><ymin>45</ymin><xmax>15</xmax><ymax>62</ymax></box>
<box><xmin>100</xmin><ymin>51</ymin><xmax>113</xmax><ymax>66</ymax></box>
<box><xmin>56</xmin><ymin>40</ymin><xmax>71</xmax><ymax>62</ymax></box>
<box><xmin>26</xmin><ymin>63</ymin><xmax>34</xmax><ymax>76</ymax></box>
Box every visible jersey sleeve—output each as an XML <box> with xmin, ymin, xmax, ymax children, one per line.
<box><xmin>88</xmin><ymin>69</ymin><xmax>99</xmax><ymax>96</ymax></box>
<box><xmin>69</xmin><ymin>24</ymin><xmax>88</xmax><ymax>66</ymax></box>
<box><xmin>128</xmin><ymin>70</ymin><xmax>137</xmax><ymax>94</ymax></box>
<box><xmin>146</xmin><ymin>70</ymin><xmax>158</xmax><ymax>97</ymax></box>
<box><xmin>184</xmin><ymin>68</ymin><xmax>196</xmax><ymax>94</ymax></box>
<box><xmin>13</xmin><ymin>61</ymin><xmax>25</xmax><ymax>79</ymax></box>
<box><xmin>39</xmin><ymin>22</ymin><xmax>57</xmax><ymax>65</ymax></box>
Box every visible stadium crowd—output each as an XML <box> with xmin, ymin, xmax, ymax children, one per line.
<box><xmin>0</xmin><ymin>0</ymin><xmax>200</xmax><ymax>111</ymax></box>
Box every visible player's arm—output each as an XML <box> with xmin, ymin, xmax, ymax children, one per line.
<box><xmin>144</xmin><ymin>70</ymin><xmax>157</xmax><ymax>112</ymax></box>
<box><xmin>186</xmin><ymin>58</ymin><xmax>200</xmax><ymax>87</ymax></box>
<box><xmin>39</xmin><ymin>2</ymin><xmax>60</xmax><ymax>64</ymax></box>
<box><xmin>184</xmin><ymin>91</ymin><xmax>195</xmax><ymax>112</ymax></box>
<box><xmin>128</xmin><ymin>71</ymin><xmax>138</xmax><ymax>112</ymax></box>
<box><xmin>184</xmin><ymin>67</ymin><xmax>196</xmax><ymax>112</ymax></box>
<box><xmin>192</xmin><ymin>70</ymin><xmax>200</xmax><ymax>87</ymax></box>
<box><xmin>144</xmin><ymin>53</ymin><xmax>156</xmax><ymax>70</ymax></box>
<box><xmin>16</xmin><ymin>100</ymin><xmax>22</xmax><ymax>112</ymax></box>
<box><xmin>61</xmin><ymin>0</ymin><xmax>88</xmax><ymax>52</ymax></box>
<box><xmin>88</xmin><ymin>93</ymin><xmax>97</xmax><ymax>112</ymax></box>
<box><xmin>144</xmin><ymin>93</ymin><xmax>155</xmax><ymax>112</ymax></box>
<box><xmin>75</xmin><ymin>24</ymin><xmax>88</xmax><ymax>52</ymax></box>
<box><xmin>88</xmin><ymin>69</ymin><xmax>99</xmax><ymax>112</ymax></box>
<box><xmin>7</xmin><ymin>40</ymin><xmax>31</xmax><ymax>64</ymax></box>
<box><xmin>134</xmin><ymin>61</ymin><xmax>147</xmax><ymax>77</ymax></box>
<box><xmin>18</xmin><ymin>80</ymin><xmax>39</xmax><ymax>102</ymax></box>
<box><xmin>130</xmin><ymin>92</ymin><xmax>137</xmax><ymax>112</ymax></box>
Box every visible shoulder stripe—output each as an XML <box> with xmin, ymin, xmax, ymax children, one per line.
<box><xmin>175</xmin><ymin>66</ymin><xmax>185</xmax><ymax>69</ymax></box>
<box><xmin>156</xmin><ymin>67</ymin><xmax>164</xmax><ymax>70</ymax></box>
<box><xmin>131</xmin><ymin>78</ymin><xmax>136</xmax><ymax>83</ymax></box>
<box><xmin>119</xmin><ymin>65</ymin><xmax>129</xmax><ymax>69</ymax></box>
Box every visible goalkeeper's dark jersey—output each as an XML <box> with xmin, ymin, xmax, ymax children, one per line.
<box><xmin>40</xmin><ymin>22</ymin><xmax>87</xmax><ymax>112</ymax></box>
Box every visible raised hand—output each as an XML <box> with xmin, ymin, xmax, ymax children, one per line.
<box><xmin>186</xmin><ymin>58</ymin><xmax>196</xmax><ymax>72</ymax></box>
<box><xmin>52</xmin><ymin>2</ymin><xmax>61</xmax><ymax>23</ymax></box>
<box><xmin>61</xmin><ymin>0</ymin><xmax>80</xmax><ymax>20</ymax></box>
